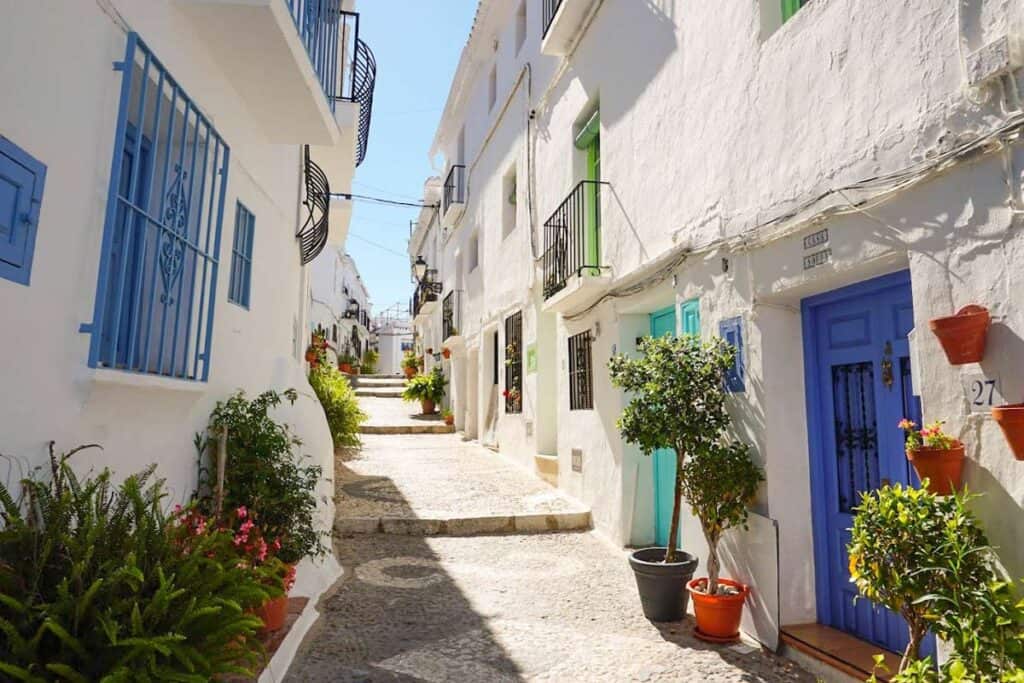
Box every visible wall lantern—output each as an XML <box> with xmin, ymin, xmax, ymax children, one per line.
<box><xmin>413</xmin><ymin>255</ymin><xmax>428</xmax><ymax>281</ymax></box>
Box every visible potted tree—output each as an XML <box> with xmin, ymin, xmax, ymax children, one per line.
<box><xmin>402</xmin><ymin>350</ymin><xmax>420</xmax><ymax>379</ymax></box>
<box><xmin>402</xmin><ymin>366</ymin><xmax>447</xmax><ymax>415</ymax></box>
<box><xmin>681</xmin><ymin>441</ymin><xmax>763</xmax><ymax>642</ymax></box>
<box><xmin>608</xmin><ymin>334</ymin><xmax>736</xmax><ymax>622</ymax></box>
<box><xmin>899</xmin><ymin>419</ymin><xmax>965</xmax><ymax>495</ymax></box>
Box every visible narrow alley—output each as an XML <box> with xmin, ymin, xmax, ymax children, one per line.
<box><xmin>286</xmin><ymin>376</ymin><xmax>814</xmax><ymax>682</ymax></box>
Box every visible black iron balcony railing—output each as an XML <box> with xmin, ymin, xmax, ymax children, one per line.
<box><xmin>442</xmin><ymin>290</ymin><xmax>463</xmax><ymax>340</ymax></box>
<box><xmin>413</xmin><ymin>273</ymin><xmax>442</xmax><ymax>317</ymax></box>
<box><xmin>298</xmin><ymin>145</ymin><xmax>329</xmax><ymax>265</ymax></box>
<box><xmin>334</xmin><ymin>10</ymin><xmax>376</xmax><ymax>167</ymax></box>
<box><xmin>542</xmin><ymin>0</ymin><xmax>564</xmax><ymax>39</ymax></box>
<box><xmin>443</xmin><ymin>165</ymin><xmax>466</xmax><ymax>216</ymax></box>
<box><xmin>542</xmin><ymin>180</ymin><xmax>608</xmax><ymax>299</ymax></box>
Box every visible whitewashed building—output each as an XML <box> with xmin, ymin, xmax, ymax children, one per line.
<box><xmin>414</xmin><ymin>0</ymin><xmax>1024</xmax><ymax>663</ymax></box>
<box><xmin>1</xmin><ymin>0</ymin><xmax>375</xmax><ymax>674</ymax></box>
<box><xmin>310</xmin><ymin>249</ymin><xmax>373</xmax><ymax>366</ymax></box>
<box><xmin>374</xmin><ymin>307</ymin><xmax>414</xmax><ymax>376</ymax></box>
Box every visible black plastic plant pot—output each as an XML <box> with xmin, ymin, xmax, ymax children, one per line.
<box><xmin>628</xmin><ymin>547</ymin><xmax>699</xmax><ymax>622</ymax></box>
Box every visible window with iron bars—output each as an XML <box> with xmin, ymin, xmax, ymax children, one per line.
<box><xmin>504</xmin><ymin>311</ymin><xmax>523</xmax><ymax>414</ymax></box>
<box><xmin>568</xmin><ymin>330</ymin><xmax>594</xmax><ymax>410</ymax></box>
<box><xmin>86</xmin><ymin>33</ymin><xmax>229</xmax><ymax>382</ymax></box>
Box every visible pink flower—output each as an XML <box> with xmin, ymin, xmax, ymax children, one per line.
<box><xmin>272</xmin><ymin>539</ymin><xmax>282</xmax><ymax>551</ymax></box>
<box><xmin>236</xmin><ymin>506</ymin><xmax>248</xmax><ymax>519</ymax></box>
<box><xmin>240</xmin><ymin>519</ymin><xmax>254</xmax><ymax>534</ymax></box>
<box><xmin>256</xmin><ymin>539</ymin><xmax>268</xmax><ymax>563</ymax></box>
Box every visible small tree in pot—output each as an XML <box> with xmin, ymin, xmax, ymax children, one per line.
<box><xmin>403</xmin><ymin>366</ymin><xmax>447</xmax><ymax>415</ymax></box>
<box><xmin>608</xmin><ymin>334</ymin><xmax>736</xmax><ymax>622</ymax></box>
<box><xmin>681</xmin><ymin>440</ymin><xmax>763</xmax><ymax>641</ymax></box>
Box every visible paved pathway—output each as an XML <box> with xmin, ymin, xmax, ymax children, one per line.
<box><xmin>287</xmin><ymin>385</ymin><xmax>814</xmax><ymax>681</ymax></box>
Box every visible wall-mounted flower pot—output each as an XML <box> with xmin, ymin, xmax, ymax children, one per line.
<box><xmin>929</xmin><ymin>305</ymin><xmax>990</xmax><ymax>365</ymax></box>
<box><xmin>907</xmin><ymin>443</ymin><xmax>965</xmax><ymax>495</ymax></box>
<box><xmin>687</xmin><ymin>577</ymin><xmax>749</xmax><ymax>643</ymax></box>
<box><xmin>339</xmin><ymin>363</ymin><xmax>353</xmax><ymax>374</ymax></box>
<box><xmin>442</xmin><ymin>348</ymin><xmax>451</xmax><ymax>359</ymax></box>
<box><xmin>628</xmin><ymin>548</ymin><xmax>698</xmax><ymax>622</ymax></box>
<box><xmin>992</xmin><ymin>404</ymin><xmax>1024</xmax><ymax>461</ymax></box>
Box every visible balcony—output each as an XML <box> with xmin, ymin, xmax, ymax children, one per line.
<box><xmin>297</xmin><ymin>146</ymin><xmax>330</xmax><ymax>263</ymax></box>
<box><xmin>541</xmin><ymin>0</ymin><xmax>600</xmax><ymax>56</ymax></box>
<box><xmin>442</xmin><ymin>290</ymin><xmax>464</xmax><ymax>347</ymax></box>
<box><xmin>412</xmin><ymin>272</ymin><xmax>442</xmax><ymax>324</ymax></box>
<box><xmin>541</xmin><ymin>180</ymin><xmax>611</xmax><ymax>314</ymax></box>
<box><xmin>442</xmin><ymin>165</ymin><xmax>466</xmax><ymax>228</ymax></box>
<box><xmin>177</xmin><ymin>0</ymin><xmax>374</xmax><ymax>153</ymax></box>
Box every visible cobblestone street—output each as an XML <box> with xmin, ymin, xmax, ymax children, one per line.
<box><xmin>287</xmin><ymin>379</ymin><xmax>814</xmax><ymax>682</ymax></box>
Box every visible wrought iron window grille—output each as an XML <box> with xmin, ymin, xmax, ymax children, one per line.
<box><xmin>442</xmin><ymin>290</ymin><xmax>463</xmax><ymax>340</ymax></box>
<box><xmin>443</xmin><ymin>165</ymin><xmax>466</xmax><ymax>215</ymax></box>
<box><xmin>568</xmin><ymin>330</ymin><xmax>594</xmax><ymax>410</ymax></box>
<box><xmin>504</xmin><ymin>310</ymin><xmax>523</xmax><ymax>414</ymax></box>
<box><xmin>541</xmin><ymin>0</ymin><xmax>564</xmax><ymax>39</ymax></box>
<box><xmin>298</xmin><ymin>145</ymin><xmax>329</xmax><ymax>265</ymax></box>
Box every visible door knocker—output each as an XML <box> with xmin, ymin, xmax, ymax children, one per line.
<box><xmin>881</xmin><ymin>341</ymin><xmax>894</xmax><ymax>391</ymax></box>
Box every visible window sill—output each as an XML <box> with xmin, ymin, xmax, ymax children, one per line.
<box><xmin>84</xmin><ymin>368</ymin><xmax>208</xmax><ymax>393</ymax></box>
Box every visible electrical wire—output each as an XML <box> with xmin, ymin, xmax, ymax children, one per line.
<box><xmin>347</xmin><ymin>231</ymin><xmax>409</xmax><ymax>258</ymax></box>
<box><xmin>331</xmin><ymin>192</ymin><xmax>437</xmax><ymax>209</ymax></box>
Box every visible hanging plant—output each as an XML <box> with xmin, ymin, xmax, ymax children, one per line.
<box><xmin>899</xmin><ymin>419</ymin><xmax>965</xmax><ymax>495</ymax></box>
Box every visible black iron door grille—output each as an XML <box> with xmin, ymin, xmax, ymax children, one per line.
<box><xmin>504</xmin><ymin>311</ymin><xmax>523</xmax><ymax>414</ymax></box>
<box><xmin>568</xmin><ymin>330</ymin><xmax>593</xmax><ymax>410</ymax></box>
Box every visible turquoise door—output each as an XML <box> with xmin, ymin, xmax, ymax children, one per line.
<box><xmin>650</xmin><ymin>305</ymin><xmax>678</xmax><ymax>547</ymax></box>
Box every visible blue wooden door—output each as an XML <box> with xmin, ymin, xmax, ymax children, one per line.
<box><xmin>650</xmin><ymin>305</ymin><xmax>678</xmax><ymax>547</ymax></box>
<box><xmin>804</xmin><ymin>271</ymin><xmax>934</xmax><ymax>657</ymax></box>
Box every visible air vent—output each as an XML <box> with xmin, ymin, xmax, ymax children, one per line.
<box><xmin>525</xmin><ymin>421</ymin><xmax>534</xmax><ymax>437</ymax></box>
<box><xmin>571</xmin><ymin>448</ymin><xmax>583</xmax><ymax>473</ymax></box>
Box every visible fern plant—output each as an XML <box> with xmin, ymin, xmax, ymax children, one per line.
<box><xmin>309</xmin><ymin>361</ymin><xmax>367</xmax><ymax>449</ymax></box>
<box><xmin>0</xmin><ymin>443</ymin><xmax>274</xmax><ymax>681</ymax></box>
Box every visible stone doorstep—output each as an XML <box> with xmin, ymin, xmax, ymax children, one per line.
<box><xmin>333</xmin><ymin>510</ymin><xmax>592</xmax><ymax>537</ymax></box>
<box><xmin>360</xmin><ymin>424</ymin><xmax>455</xmax><ymax>435</ymax></box>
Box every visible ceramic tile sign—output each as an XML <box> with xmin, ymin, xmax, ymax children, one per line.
<box><xmin>526</xmin><ymin>343</ymin><xmax>537</xmax><ymax>374</ymax></box>
<box><xmin>961</xmin><ymin>373</ymin><xmax>1003</xmax><ymax>413</ymax></box>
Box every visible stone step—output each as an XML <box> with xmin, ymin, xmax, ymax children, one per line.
<box><xmin>355</xmin><ymin>378</ymin><xmax>407</xmax><ymax>388</ymax></box>
<box><xmin>359</xmin><ymin>423</ymin><xmax>455</xmax><ymax>435</ymax></box>
<box><xmin>354</xmin><ymin>388</ymin><xmax>405</xmax><ymax>398</ymax></box>
<box><xmin>334</xmin><ymin>510</ymin><xmax>592</xmax><ymax>537</ymax></box>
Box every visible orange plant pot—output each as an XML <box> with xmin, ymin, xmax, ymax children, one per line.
<box><xmin>421</xmin><ymin>399</ymin><xmax>435</xmax><ymax>415</ymax></box>
<box><xmin>404</xmin><ymin>366</ymin><xmax>417</xmax><ymax>379</ymax></box>
<box><xmin>444</xmin><ymin>415</ymin><xmax>454</xmax><ymax>426</ymax></box>
<box><xmin>992</xmin><ymin>404</ymin><xmax>1024</xmax><ymax>461</ymax></box>
<box><xmin>687</xmin><ymin>578</ymin><xmax>748</xmax><ymax>643</ymax></box>
<box><xmin>928</xmin><ymin>305</ymin><xmax>990</xmax><ymax>365</ymax></box>
<box><xmin>339</xmin><ymin>363</ymin><xmax>353</xmax><ymax>374</ymax></box>
<box><xmin>259</xmin><ymin>595</ymin><xmax>289</xmax><ymax>632</ymax></box>
<box><xmin>907</xmin><ymin>443</ymin><xmax>965</xmax><ymax>495</ymax></box>
<box><xmin>442</xmin><ymin>348</ymin><xmax>451</xmax><ymax>359</ymax></box>
<box><xmin>304</xmin><ymin>349</ymin><xmax>318</xmax><ymax>363</ymax></box>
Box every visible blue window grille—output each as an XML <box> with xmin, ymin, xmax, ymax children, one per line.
<box><xmin>0</xmin><ymin>136</ymin><xmax>46</xmax><ymax>286</ymax></box>
<box><xmin>85</xmin><ymin>33</ymin><xmax>230</xmax><ymax>382</ymax></box>
<box><xmin>719</xmin><ymin>316</ymin><xmax>745</xmax><ymax>393</ymax></box>
<box><xmin>228</xmin><ymin>202</ymin><xmax>254</xmax><ymax>308</ymax></box>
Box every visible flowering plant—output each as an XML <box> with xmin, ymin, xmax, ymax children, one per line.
<box><xmin>899</xmin><ymin>419</ymin><xmax>958</xmax><ymax>451</ymax></box>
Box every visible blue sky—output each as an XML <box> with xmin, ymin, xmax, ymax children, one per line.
<box><xmin>345</xmin><ymin>0</ymin><xmax>477</xmax><ymax>318</ymax></box>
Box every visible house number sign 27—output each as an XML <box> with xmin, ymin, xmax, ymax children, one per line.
<box><xmin>961</xmin><ymin>373</ymin><xmax>1002</xmax><ymax>413</ymax></box>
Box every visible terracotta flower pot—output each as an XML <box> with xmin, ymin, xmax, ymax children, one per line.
<box><xmin>992</xmin><ymin>404</ymin><xmax>1024</xmax><ymax>461</ymax></box>
<box><xmin>929</xmin><ymin>305</ymin><xmax>990</xmax><ymax>365</ymax></box>
<box><xmin>339</xmin><ymin>363</ymin><xmax>353</xmax><ymax>374</ymax></box>
<box><xmin>304</xmin><ymin>349</ymin><xmax>317</xmax><ymax>363</ymax></box>
<box><xmin>444</xmin><ymin>415</ymin><xmax>454</xmax><ymax>426</ymax></box>
<box><xmin>442</xmin><ymin>348</ymin><xmax>451</xmax><ymax>359</ymax></box>
<box><xmin>404</xmin><ymin>366</ymin><xmax>417</xmax><ymax>379</ymax></box>
<box><xmin>687</xmin><ymin>577</ymin><xmax>748</xmax><ymax>643</ymax></box>
<box><xmin>907</xmin><ymin>443</ymin><xmax>965</xmax><ymax>495</ymax></box>
<box><xmin>259</xmin><ymin>594</ymin><xmax>289</xmax><ymax>632</ymax></box>
<box><xmin>421</xmin><ymin>399</ymin><xmax>435</xmax><ymax>415</ymax></box>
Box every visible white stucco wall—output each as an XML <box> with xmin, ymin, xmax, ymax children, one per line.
<box><xmin>420</xmin><ymin>0</ymin><xmax>1024</xmax><ymax>640</ymax></box>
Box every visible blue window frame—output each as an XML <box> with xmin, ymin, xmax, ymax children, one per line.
<box><xmin>84</xmin><ymin>33</ymin><xmax>230</xmax><ymax>381</ymax></box>
<box><xmin>719</xmin><ymin>316</ymin><xmax>745</xmax><ymax>393</ymax></box>
<box><xmin>228</xmin><ymin>202</ymin><xmax>254</xmax><ymax>308</ymax></box>
<box><xmin>0</xmin><ymin>136</ymin><xmax>46</xmax><ymax>286</ymax></box>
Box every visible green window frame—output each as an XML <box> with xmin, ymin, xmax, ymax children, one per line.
<box><xmin>781</xmin><ymin>0</ymin><xmax>808</xmax><ymax>23</ymax></box>
<box><xmin>574</xmin><ymin>109</ymin><xmax>601</xmax><ymax>272</ymax></box>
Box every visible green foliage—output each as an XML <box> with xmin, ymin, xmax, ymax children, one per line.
<box><xmin>361</xmin><ymin>348</ymin><xmax>379</xmax><ymax>375</ymax></box>
<box><xmin>309</xmin><ymin>362</ymin><xmax>366</xmax><ymax>449</ymax></box>
<box><xmin>608</xmin><ymin>334</ymin><xmax>735</xmax><ymax>562</ymax></box>
<box><xmin>403</xmin><ymin>367</ymin><xmax>447</xmax><ymax>404</ymax></box>
<box><xmin>0</xmin><ymin>444</ymin><xmax>271</xmax><ymax>681</ymax></box>
<box><xmin>198</xmin><ymin>390</ymin><xmax>328</xmax><ymax>565</ymax></box>
<box><xmin>850</xmin><ymin>484</ymin><xmax>1024</xmax><ymax>675</ymax></box>
<box><xmin>679</xmin><ymin>441</ymin><xmax>762</xmax><ymax>593</ymax></box>
<box><xmin>401</xmin><ymin>351</ymin><xmax>421</xmax><ymax>372</ymax></box>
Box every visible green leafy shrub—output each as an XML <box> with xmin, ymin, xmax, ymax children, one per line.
<box><xmin>197</xmin><ymin>390</ymin><xmax>328</xmax><ymax>565</ymax></box>
<box><xmin>309</xmin><ymin>362</ymin><xmax>367</xmax><ymax>449</ymax></box>
<box><xmin>608</xmin><ymin>334</ymin><xmax>735</xmax><ymax>563</ymax></box>
<box><xmin>0</xmin><ymin>444</ymin><xmax>273</xmax><ymax>681</ymax></box>
<box><xmin>360</xmin><ymin>348</ymin><xmax>379</xmax><ymax>375</ymax></box>
<box><xmin>849</xmin><ymin>484</ymin><xmax>1024</xmax><ymax>675</ymax></box>
<box><xmin>401</xmin><ymin>351</ymin><xmax>420</xmax><ymax>374</ymax></box>
<box><xmin>679</xmin><ymin>441</ymin><xmax>762</xmax><ymax>594</ymax></box>
<box><xmin>402</xmin><ymin>366</ymin><xmax>447</xmax><ymax>406</ymax></box>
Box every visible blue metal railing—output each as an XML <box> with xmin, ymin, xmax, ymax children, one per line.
<box><xmin>86</xmin><ymin>33</ymin><xmax>229</xmax><ymax>381</ymax></box>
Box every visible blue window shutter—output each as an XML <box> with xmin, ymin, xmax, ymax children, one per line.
<box><xmin>681</xmin><ymin>298</ymin><xmax>700</xmax><ymax>336</ymax></box>
<box><xmin>229</xmin><ymin>202</ymin><xmax>254</xmax><ymax>308</ymax></box>
<box><xmin>0</xmin><ymin>136</ymin><xmax>46</xmax><ymax>286</ymax></box>
<box><xmin>719</xmin><ymin>316</ymin><xmax>745</xmax><ymax>393</ymax></box>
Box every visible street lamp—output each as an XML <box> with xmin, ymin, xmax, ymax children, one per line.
<box><xmin>413</xmin><ymin>255</ymin><xmax>428</xmax><ymax>281</ymax></box>
<box><xmin>345</xmin><ymin>299</ymin><xmax>360</xmax><ymax>319</ymax></box>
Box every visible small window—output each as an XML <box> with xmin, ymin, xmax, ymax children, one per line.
<box><xmin>681</xmin><ymin>298</ymin><xmax>700</xmax><ymax>336</ymax></box>
<box><xmin>719</xmin><ymin>316</ymin><xmax>745</xmax><ymax>393</ymax></box>
<box><xmin>0</xmin><ymin>136</ymin><xmax>46</xmax><ymax>286</ymax></box>
<box><xmin>504</xmin><ymin>311</ymin><xmax>523</xmax><ymax>413</ymax></box>
<box><xmin>568</xmin><ymin>330</ymin><xmax>593</xmax><ymax>410</ymax></box>
<box><xmin>332</xmin><ymin>324</ymin><xmax>338</xmax><ymax>342</ymax></box>
<box><xmin>468</xmin><ymin>231</ymin><xmax>480</xmax><ymax>272</ymax></box>
<box><xmin>488</xmin><ymin>64</ymin><xmax>498</xmax><ymax>111</ymax></box>
<box><xmin>228</xmin><ymin>202</ymin><xmax>255</xmax><ymax>308</ymax></box>
<box><xmin>502</xmin><ymin>166</ymin><xmax>517</xmax><ymax>238</ymax></box>
<box><xmin>781</xmin><ymin>0</ymin><xmax>809</xmax><ymax>23</ymax></box>
<box><xmin>515</xmin><ymin>1</ymin><xmax>527</xmax><ymax>53</ymax></box>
